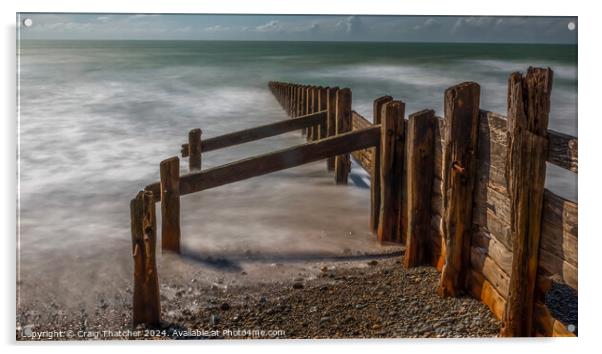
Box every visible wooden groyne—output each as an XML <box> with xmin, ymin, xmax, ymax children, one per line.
<box><xmin>130</xmin><ymin>67</ymin><xmax>577</xmax><ymax>337</ymax></box>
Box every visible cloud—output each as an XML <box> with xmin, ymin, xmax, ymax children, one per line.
<box><xmin>256</xmin><ymin>20</ymin><xmax>281</xmax><ymax>32</ymax></box>
<box><xmin>344</xmin><ymin>16</ymin><xmax>362</xmax><ymax>35</ymax></box>
<box><xmin>204</xmin><ymin>25</ymin><xmax>230</xmax><ymax>32</ymax></box>
<box><xmin>413</xmin><ymin>18</ymin><xmax>441</xmax><ymax>31</ymax></box>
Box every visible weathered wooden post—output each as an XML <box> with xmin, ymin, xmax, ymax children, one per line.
<box><xmin>291</xmin><ymin>85</ymin><xmax>298</xmax><ymax>118</ymax></box>
<box><xmin>188</xmin><ymin>128</ymin><xmax>202</xmax><ymax>172</ymax></box>
<box><xmin>404</xmin><ymin>109</ymin><xmax>438</xmax><ymax>268</ymax></box>
<box><xmin>296</xmin><ymin>85</ymin><xmax>303</xmax><ymax>118</ymax></box>
<box><xmin>501</xmin><ymin>68</ymin><xmax>553</xmax><ymax>337</ymax></box>
<box><xmin>438</xmin><ymin>82</ymin><xmax>480</xmax><ymax>297</ymax></box>
<box><xmin>326</xmin><ymin>87</ymin><xmax>339</xmax><ymax>171</ymax></box>
<box><xmin>308</xmin><ymin>87</ymin><xmax>317</xmax><ymax>141</ymax></box>
<box><xmin>131</xmin><ymin>190</ymin><xmax>161</xmax><ymax>326</ymax></box>
<box><xmin>303</xmin><ymin>86</ymin><xmax>311</xmax><ymax>136</ymax></box>
<box><xmin>318</xmin><ymin>87</ymin><xmax>328</xmax><ymax>140</ymax></box>
<box><xmin>334</xmin><ymin>88</ymin><xmax>352</xmax><ymax>184</ymax></box>
<box><xmin>160</xmin><ymin>157</ymin><xmax>181</xmax><ymax>253</ymax></box>
<box><xmin>376</xmin><ymin>100</ymin><xmax>405</xmax><ymax>243</ymax></box>
<box><xmin>370</xmin><ymin>95</ymin><xmax>393</xmax><ymax>234</ymax></box>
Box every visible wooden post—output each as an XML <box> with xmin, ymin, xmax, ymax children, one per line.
<box><xmin>376</xmin><ymin>100</ymin><xmax>405</xmax><ymax>243</ymax></box>
<box><xmin>296</xmin><ymin>85</ymin><xmax>303</xmax><ymax>118</ymax></box>
<box><xmin>291</xmin><ymin>85</ymin><xmax>298</xmax><ymax>118</ymax></box>
<box><xmin>334</xmin><ymin>88</ymin><xmax>352</xmax><ymax>184</ymax></box>
<box><xmin>370</xmin><ymin>95</ymin><xmax>393</xmax><ymax>234</ymax></box>
<box><xmin>404</xmin><ymin>109</ymin><xmax>437</xmax><ymax>268</ymax></box>
<box><xmin>131</xmin><ymin>190</ymin><xmax>161</xmax><ymax>326</ymax></box>
<box><xmin>438</xmin><ymin>82</ymin><xmax>481</xmax><ymax>297</ymax></box>
<box><xmin>303</xmin><ymin>86</ymin><xmax>310</xmax><ymax>136</ymax></box>
<box><xmin>188</xmin><ymin>128</ymin><xmax>202</xmax><ymax>172</ymax></box>
<box><xmin>160</xmin><ymin>157</ymin><xmax>181</xmax><ymax>253</ymax></box>
<box><xmin>318</xmin><ymin>87</ymin><xmax>328</xmax><ymax>140</ymax></box>
<box><xmin>308</xmin><ymin>87</ymin><xmax>317</xmax><ymax>141</ymax></box>
<box><xmin>501</xmin><ymin>68</ymin><xmax>553</xmax><ymax>337</ymax></box>
<box><xmin>326</xmin><ymin>87</ymin><xmax>339</xmax><ymax>171</ymax></box>
<box><xmin>312</xmin><ymin>87</ymin><xmax>322</xmax><ymax>141</ymax></box>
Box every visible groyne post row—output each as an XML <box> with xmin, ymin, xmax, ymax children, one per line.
<box><xmin>131</xmin><ymin>69</ymin><xmax>577</xmax><ymax>337</ymax></box>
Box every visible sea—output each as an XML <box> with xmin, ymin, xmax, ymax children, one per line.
<box><xmin>17</xmin><ymin>40</ymin><xmax>577</xmax><ymax>311</ymax></box>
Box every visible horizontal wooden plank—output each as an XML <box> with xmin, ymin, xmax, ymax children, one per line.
<box><xmin>472</xmin><ymin>200</ymin><xmax>512</xmax><ymax>250</ymax></box>
<box><xmin>533</xmin><ymin>301</ymin><xmax>576</xmax><ymax>337</ymax></box>
<box><xmin>548</xmin><ymin>129</ymin><xmax>578</xmax><ymax>173</ymax></box>
<box><xmin>472</xmin><ymin>229</ymin><xmax>513</xmax><ymax>276</ymax></box>
<box><xmin>351</xmin><ymin>111</ymin><xmax>372</xmax><ymax>130</ymax></box>
<box><xmin>542</xmin><ymin>189</ymin><xmax>578</xmax><ymax>237</ymax></box>
<box><xmin>181</xmin><ymin>111</ymin><xmax>327</xmax><ymax>156</ymax></box>
<box><xmin>468</xmin><ymin>269</ymin><xmax>506</xmax><ymax>320</ymax></box>
<box><xmin>148</xmin><ymin>126</ymin><xmax>382</xmax><ymax>200</ymax></box>
<box><xmin>538</xmin><ymin>248</ymin><xmax>578</xmax><ymax>290</ymax></box>
<box><xmin>541</xmin><ymin>219</ymin><xmax>578</xmax><ymax>267</ymax></box>
<box><xmin>471</xmin><ymin>245</ymin><xmax>510</xmax><ymax>297</ymax></box>
<box><xmin>478</xmin><ymin>109</ymin><xmax>578</xmax><ymax>173</ymax></box>
<box><xmin>184</xmin><ymin>126</ymin><xmax>380</xmax><ymax>193</ymax></box>
<box><xmin>474</xmin><ymin>178</ymin><xmax>512</xmax><ymax>227</ymax></box>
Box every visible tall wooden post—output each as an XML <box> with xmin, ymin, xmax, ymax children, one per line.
<box><xmin>376</xmin><ymin>100</ymin><xmax>405</xmax><ymax>243</ymax></box>
<box><xmin>370</xmin><ymin>95</ymin><xmax>393</xmax><ymax>234</ymax></box>
<box><xmin>188</xmin><ymin>128</ymin><xmax>202</xmax><ymax>172</ymax></box>
<box><xmin>308</xmin><ymin>87</ymin><xmax>317</xmax><ymax>141</ymax></box>
<box><xmin>291</xmin><ymin>85</ymin><xmax>298</xmax><ymax>118</ymax></box>
<box><xmin>404</xmin><ymin>109</ymin><xmax>437</xmax><ymax>268</ymax></box>
<box><xmin>334</xmin><ymin>88</ymin><xmax>352</xmax><ymax>184</ymax></box>
<box><xmin>438</xmin><ymin>82</ymin><xmax>480</xmax><ymax>297</ymax></box>
<box><xmin>318</xmin><ymin>87</ymin><xmax>328</xmax><ymax>140</ymax></box>
<box><xmin>326</xmin><ymin>87</ymin><xmax>339</xmax><ymax>171</ymax></box>
<box><xmin>160</xmin><ymin>157</ymin><xmax>181</xmax><ymax>253</ymax></box>
<box><xmin>501</xmin><ymin>68</ymin><xmax>553</xmax><ymax>337</ymax></box>
<box><xmin>131</xmin><ymin>190</ymin><xmax>161</xmax><ymax>326</ymax></box>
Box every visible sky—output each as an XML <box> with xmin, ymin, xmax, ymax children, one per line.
<box><xmin>18</xmin><ymin>14</ymin><xmax>578</xmax><ymax>44</ymax></box>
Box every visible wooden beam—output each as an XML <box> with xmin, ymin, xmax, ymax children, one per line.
<box><xmin>501</xmin><ymin>67</ymin><xmax>553</xmax><ymax>337</ymax></box>
<box><xmin>326</xmin><ymin>87</ymin><xmax>339</xmax><ymax>171</ymax></box>
<box><xmin>188</xmin><ymin>128</ymin><xmax>202</xmax><ymax>172</ymax></box>
<box><xmin>438</xmin><ymin>81</ymin><xmax>481</xmax><ymax>297</ymax></box>
<box><xmin>160</xmin><ymin>157</ymin><xmax>180</xmax><ymax>253</ymax></box>
<box><xmin>547</xmin><ymin>129</ymin><xmax>577</xmax><ymax>173</ymax></box>
<box><xmin>130</xmin><ymin>190</ymin><xmax>161</xmax><ymax>326</ymax></box>
<box><xmin>377</xmin><ymin>100</ymin><xmax>405</xmax><ymax>243</ymax></box>
<box><xmin>146</xmin><ymin>126</ymin><xmax>381</xmax><ymax>198</ymax></box>
<box><xmin>370</xmin><ymin>96</ymin><xmax>393</xmax><ymax>234</ymax></box>
<box><xmin>181</xmin><ymin>111</ymin><xmax>327</xmax><ymax>157</ymax></box>
<box><xmin>334</xmin><ymin>88</ymin><xmax>352</xmax><ymax>184</ymax></box>
<box><xmin>404</xmin><ymin>109</ymin><xmax>437</xmax><ymax>268</ymax></box>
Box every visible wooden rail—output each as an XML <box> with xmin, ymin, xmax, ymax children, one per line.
<box><xmin>146</xmin><ymin>126</ymin><xmax>380</xmax><ymax>200</ymax></box>
<box><xmin>131</xmin><ymin>75</ymin><xmax>577</xmax><ymax>337</ymax></box>
<box><xmin>181</xmin><ymin>111</ymin><xmax>327</xmax><ymax>157</ymax></box>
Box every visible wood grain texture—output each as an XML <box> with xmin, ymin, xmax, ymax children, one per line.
<box><xmin>502</xmin><ymin>67</ymin><xmax>553</xmax><ymax>337</ymax></box>
<box><xmin>160</xmin><ymin>157</ymin><xmax>181</xmax><ymax>253</ymax></box>
<box><xmin>533</xmin><ymin>301</ymin><xmax>576</xmax><ymax>337</ymax></box>
<box><xmin>377</xmin><ymin>101</ymin><xmax>405</xmax><ymax>243</ymax></box>
<box><xmin>405</xmin><ymin>109</ymin><xmax>437</xmax><ymax>268</ymax></box>
<box><xmin>438</xmin><ymin>81</ymin><xmax>481</xmax><ymax>297</ymax></box>
<box><xmin>188</xmin><ymin>128</ymin><xmax>202</xmax><ymax>172</ymax></box>
<box><xmin>370</xmin><ymin>97</ymin><xmax>393</xmax><ymax>234</ymax></box>
<box><xmin>326</xmin><ymin>87</ymin><xmax>340</xmax><ymax>171</ymax></box>
<box><xmin>174</xmin><ymin>126</ymin><xmax>381</xmax><ymax>195</ymax></box>
<box><xmin>468</xmin><ymin>269</ymin><xmax>506</xmax><ymax>320</ymax></box>
<box><xmin>130</xmin><ymin>190</ymin><xmax>161</xmax><ymax>326</ymax></box>
<box><xmin>334</xmin><ymin>88</ymin><xmax>352</xmax><ymax>184</ymax></box>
